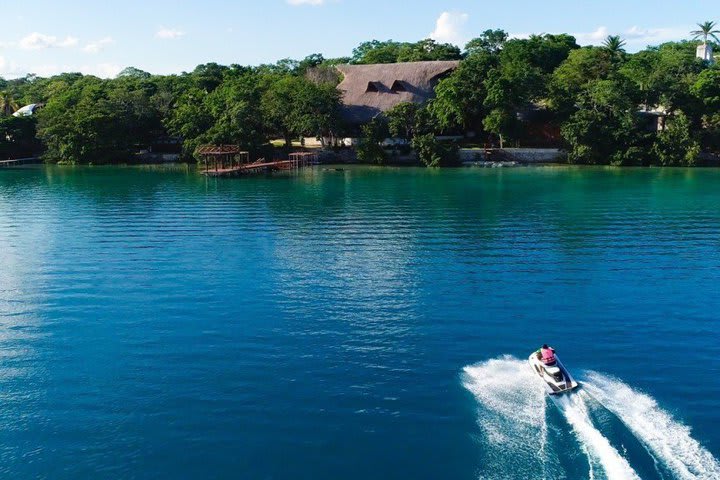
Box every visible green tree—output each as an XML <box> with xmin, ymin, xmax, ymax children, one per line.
<box><xmin>357</xmin><ymin>118</ymin><xmax>388</xmax><ymax>164</ymax></box>
<box><xmin>396</xmin><ymin>39</ymin><xmax>462</xmax><ymax>62</ymax></box>
<box><xmin>191</xmin><ymin>63</ymin><xmax>229</xmax><ymax>92</ymax></box>
<box><xmin>36</xmin><ymin>77</ymin><xmax>133</xmax><ymax>163</ymax></box>
<box><xmin>385</xmin><ymin>102</ymin><xmax>420</xmax><ymax>140</ymax></box>
<box><xmin>262</xmin><ymin>75</ymin><xmax>341</xmax><ymax>147</ymax></box>
<box><xmin>482</xmin><ymin>63</ymin><xmax>536</xmax><ymax>146</ymax></box>
<box><xmin>110</xmin><ymin>75</ymin><xmax>162</xmax><ymax>146</ymax></box>
<box><xmin>201</xmin><ymin>72</ymin><xmax>266</xmax><ymax>153</ymax></box>
<box><xmin>633</xmin><ymin>42</ymin><xmax>705</xmax><ymax>114</ymax></box>
<box><xmin>411</xmin><ymin>133</ymin><xmax>459</xmax><ymax>167</ymax></box>
<box><xmin>297</xmin><ymin>53</ymin><xmax>325</xmax><ymax>74</ymax></box>
<box><xmin>464</xmin><ymin>30</ymin><xmax>508</xmax><ymax>56</ymax></box>
<box><xmin>503</xmin><ymin>34</ymin><xmax>579</xmax><ymax>75</ymax></box>
<box><xmin>351</xmin><ymin>40</ymin><xmax>405</xmax><ymax>64</ymax></box>
<box><xmin>0</xmin><ymin>91</ymin><xmax>19</xmax><ymax>116</ymax></box>
<box><xmin>256</xmin><ymin>59</ymin><xmax>300</xmax><ymax>76</ymax></box>
<box><xmin>692</xmin><ymin>69</ymin><xmax>720</xmax><ymax>150</ymax></box>
<box><xmin>0</xmin><ymin>116</ymin><xmax>41</xmax><ymax>158</ymax></box>
<box><xmin>652</xmin><ymin>111</ymin><xmax>700</xmax><ymax>165</ymax></box>
<box><xmin>550</xmin><ymin>47</ymin><xmax>613</xmax><ymax>115</ymax></box>
<box><xmin>482</xmin><ymin>108</ymin><xmax>516</xmax><ymax>148</ymax></box>
<box><xmin>561</xmin><ymin>109</ymin><xmax>648</xmax><ymax>165</ymax></box>
<box><xmin>560</xmin><ymin>79</ymin><xmax>648</xmax><ymax>165</ymax></box>
<box><xmin>619</xmin><ymin>50</ymin><xmax>662</xmax><ymax>107</ymax></box>
<box><xmin>351</xmin><ymin>39</ymin><xmax>462</xmax><ymax>64</ymax></box>
<box><xmin>691</xmin><ymin>21</ymin><xmax>720</xmax><ymax>44</ymax></box>
<box><xmin>164</xmin><ymin>87</ymin><xmax>213</xmax><ymax>156</ymax></box>
<box><xmin>699</xmin><ymin>112</ymin><xmax>720</xmax><ymax>151</ymax></box>
<box><xmin>305</xmin><ymin>64</ymin><xmax>342</xmax><ymax>86</ymax></box>
<box><xmin>429</xmin><ymin>51</ymin><xmax>498</xmax><ymax>132</ymax></box>
<box><xmin>691</xmin><ymin>68</ymin><xmax>720</xmax><ymax>109</ymax></box>
<box><xmin>603</xmin><ymin>35</ymin><xmax>627</xmax><ymax>63</ymax></box>
<box><xmin>117</xmin><ymin>67</ymin><xmax>152</xmax><ymax>79</ymax></box>
<box><xmin>36</xmin><ymin>74</ymin><xmax>170</xmax><ymax>163</ymax></box>
<box><xmin>483</xmin><ymin>34</ymin><xmax>579</xmax><ymax>144</ymax></box>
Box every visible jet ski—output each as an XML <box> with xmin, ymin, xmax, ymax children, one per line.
<box><xmin>528</xmin><ymin>350</ymin><xmax>579</xmax><ymax>395</ymax></box>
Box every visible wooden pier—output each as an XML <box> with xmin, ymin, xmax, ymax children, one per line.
<box><xmin>0</xmin><ymin>157</ymin><xmax>41</xmax><ymax>168</ymax></box>
<box><xmin>203</xmin><ymin>159</ymin><xmax>296</xmax><ymax>177</ymax></box>
<box><xmin>196</xmin><ymin>145</ymin><xmax>318</xmax><ymax>178</ymax></box>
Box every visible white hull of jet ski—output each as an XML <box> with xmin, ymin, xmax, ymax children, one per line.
<box><xmin>528</xmin><ymin>352</ymin><xmax>579</xmax><ymax>395</ymax></box>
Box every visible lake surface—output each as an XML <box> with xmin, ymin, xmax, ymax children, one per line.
<box><xmin>0</xmin><ymin>165</ymin><xmax>718</xmax><ymax>479</ymax></box>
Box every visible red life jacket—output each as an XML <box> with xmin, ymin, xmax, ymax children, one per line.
<box><xmin>541</xmin><ymin>347</ymin><xmax>555</xmax><ymax>363</ymax></box>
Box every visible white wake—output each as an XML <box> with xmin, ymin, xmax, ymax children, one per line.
<box><xmin>583</xmin><ymin>371</ymin><xmax>720</xmax><ymax>480</ymax></box>
<box><xmin>554</xmin><ymin>392</ymin><xmax>640</xmax><ymax>480</ymax></box>
<box><xmin>463</xmin><ymin>356</ymin><xmax>643</xmax><ymax>480</ymax></box>
<box><xmin>462</xmin><ymin>356</ymin><xmax>557</xmax><ymax>479</ymax></box>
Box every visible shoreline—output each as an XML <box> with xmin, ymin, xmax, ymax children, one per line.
<box><xmin>6</xmin><ymin>162</ymin><xmax>720</xmax><ymax>171</ymax></box>
<box><xmin>7</xmin><ymin>145</ymin><xmax>720</xmax><ymax>169</ymax></box>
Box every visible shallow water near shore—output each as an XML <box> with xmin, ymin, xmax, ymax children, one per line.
<box><xmin>0</xmin><ymin>164</ymin><xmax>719</xmax><ymax>479</ymax></box>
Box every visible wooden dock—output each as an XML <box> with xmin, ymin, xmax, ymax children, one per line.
<box><xmin>0</xmin><ymin>157</ymin><xmax>41</xmax><ymax>168</ymax></box>
<box><xmin>199</xmin><ymin>149</ymin><xmax>318</xmax><ymax>178</ymax></box>
<box><xmin>202</xmin><ymin>159</ymin><xmax>297</xmax><ymax>177</ymax></box>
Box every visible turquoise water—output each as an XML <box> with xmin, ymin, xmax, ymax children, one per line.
<box><xmin>0</xmin><ymin>165</ymin><xmax>719</xmax><ymax>479</ymax></box>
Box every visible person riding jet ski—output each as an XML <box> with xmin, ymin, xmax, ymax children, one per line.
<box><xmin>529</xmin><ymin>345</ymin><xmax>579</xmax><ymax>395</ymax></box>
<box><xmin>539</xmin><ymin>344</ymin><xmax>556</xmax><ymax>365</ymax></box>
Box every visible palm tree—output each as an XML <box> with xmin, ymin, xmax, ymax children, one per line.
<box><xmin>0</xmin><ymin>91</ymin><xmax>19</xmax><ymax>116</ymax></box>
<box><xmin>691</xmin><ymin>21</ymin><xmax>720</xmax><ymax>45</ymax></box>
<box><xmin>603</xmin><ymin>35</ymin><xmax>626</xmax><ymax>62</ymax></box>
<box><xmin>603</xmin><ymin>35</ymin><xmax>626</xmax><ymax>54</ymax></box>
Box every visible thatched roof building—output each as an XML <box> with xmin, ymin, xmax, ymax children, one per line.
<box><xmin>336</xmin><ymin>60</ymin><xmax>460</xmax><ymax>125</ymax></box>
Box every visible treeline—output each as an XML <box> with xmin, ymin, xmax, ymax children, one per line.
<box><xmin>0</xmin><ymin>61</ymin><xmax>346</xmax><ymax>163</ymax></box>
<box><xmin>0</xmin><ymin>38</ymin><xmax>465</xmax><ymax>164</ymax></box>
<box><xmin>427</xmin><ymin>31</ymin><xmax>720</xmax><ymax>166</ymax></box>
<box><xmin>353</xmin><ymin>31</ymin><xmax>720</xmax><ymax>167</ymax></box>
<box><xmin>1</xmin><ymin>31</ymin><xmax>720</xmax><ymax>166</ymax></box>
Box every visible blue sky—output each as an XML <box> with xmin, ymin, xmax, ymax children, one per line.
<box><xmin>0</xmin><ymin>0</ymin><xmax>712</xmax><ymax>78</ymax></box>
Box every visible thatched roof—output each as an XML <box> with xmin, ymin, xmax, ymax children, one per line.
<box><xmin>336</xmin><ymin>61</ymin><xmax>459</xmax><ymax>125</ymax></box>
<box><xmin>195</xmin><ymin>145</ymin><xmax>244</xmax><ymax>155</ymax></box>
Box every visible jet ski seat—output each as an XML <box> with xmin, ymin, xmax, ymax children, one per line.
<box><xmin>544</xmin><ymin>365</ymin><xmax>561</xmax><ymax>374</ymax></box>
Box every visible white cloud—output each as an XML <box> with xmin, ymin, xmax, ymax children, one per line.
<box><xmin>287</xmin><ymin>0</ymin><xmax>326</xmax><ymax>5</ymax></box>
<box><xmin>83</xmin><ymin>37</ymin><xmax>114</xmax><ymax>54</ymax></box>
<box><xmin>429</xmin><ymin>11</ymin><xmax>469</xmax><ymax>46</ymax></box>
<box><xmin>19</xmin><ymin>32</ymin><xmax>78</xmax><ymax>50</ymax></box>
<box><xmin>571</xmin><ymin>25</ymin><xmax>688</xmax><ymax>49</ymax></box>
<box><xmin>0</xmin><ymin>61</ymin><xmax>123</xmax><ymax>79</ymax></box>
<box><xmin>155</xmin><ymin>27</ymin><xmax>185</xmax><ymax>40</ymax></box>
<box><xmin>623</xmin><ymin>26</ymin><xmax>688</xmax><ymax>45</ymax></box>
<box><xmin>0</xmin><ymin>57</ymin><xmax>22</xmax><ymax>78</ymax></box>
<box><xmin>83</xmin><ymin>63</ymin><xmax>123</xmax><ymax>78</ymax></box>
<box><xmin>21</xmin><ymin>64</ymin><xmax>64</xmax><ymax>77</ymax></box>
<box><xmin>573</xmin><ymin>26</ymin><xmax>610</xmax><ymax>45</ymax></box>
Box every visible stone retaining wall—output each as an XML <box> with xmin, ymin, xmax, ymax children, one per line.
<box><xmin>316</xmin><ymin>148</ymin><xmax>565</xmax><ymax>165</ymax></box>
<box><xmin>460</xmin><ymin>148</ymin><xmax>564</xmax><ymax>164</ymax></box>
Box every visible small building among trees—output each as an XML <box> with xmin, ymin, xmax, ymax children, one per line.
<box><xmin>335</xmin><ymin>61</ymin><xmax>459</xmax><ymax>128</ymax></box>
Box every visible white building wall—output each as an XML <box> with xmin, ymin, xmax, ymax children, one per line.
<box><xmin>697</xmin><ymin>43</ymin><xmax>715</xmax><ymax>63</ymax></box>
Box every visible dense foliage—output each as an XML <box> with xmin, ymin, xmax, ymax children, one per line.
<box><xmin>351</xmin><ymin>39</ymin><xmax>462</xmax><ymax>64</ymax></box>
<box><xmin>0</xmin><ymin>58</ymin><xmax>344</xmax><ymax>163</ymax></box>
<box><xmin>412</xmin><ymin>133</ymin><xmax>460</xmax><ymax>167</ymax></box>
<box><xmin>428</xmin><ymin>31</ymin><xmax>720</xmax><ymax>165</ymax></box>
<box><xmin>2</xmin><ymin>27</ymin><xmax>720</xmax><ymax>166</ymax></box>
<box><xmin>0</xmin><ymin>116</ymin><xmax>40</xmax><ymax>158</ymax></box>
<box><xmin>356</xmin><ymin>118</ymin><xmax>388</xmax><ymax>165</ymax></box>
